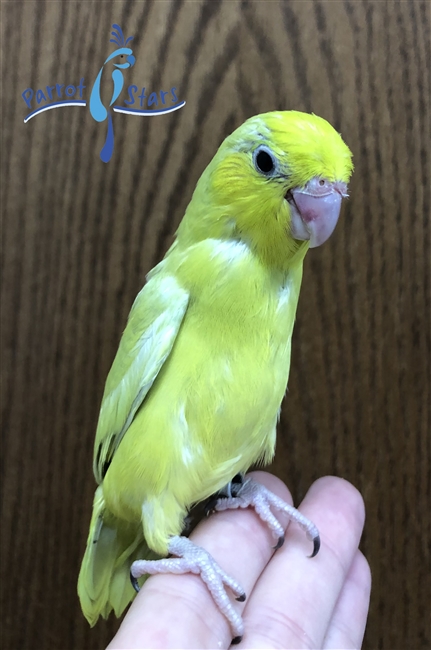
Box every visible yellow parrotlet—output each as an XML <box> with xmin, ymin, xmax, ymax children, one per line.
<box><xmin>78</xmin><ymin>110</ymin><xmax>353</xmax><ymax>641</ymax></box>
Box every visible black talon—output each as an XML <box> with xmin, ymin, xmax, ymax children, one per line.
<box><xmin>273</xmin><ymin>534</ymin><xmax>285</xmax><ymax>551</ymax></box>
<box><xmin>230</xmin><ymin>473</ymin><xmax>244</xmax><ymax>497</ymax></box>
<box><xmin>231</xmin><ymin>635</ymin><xmax>243</xmax><ymax>645</ymax></box>
<box><xmin>236</xmin><ymin>592</ymin><xmax>246</xmax><ymax>602</ymax></box>
<box><xmin>309</xmin><ymin>534</ymin><xmax>320</xmax><ymax>558</ymax></box>
<box><xmin>130</xmin><ymin>571</ymin><xmax>140</xmax><ymax>593</ymax></box>
<box><xmin>204</xmin><ymin>497</ymin><xmax>219</xmax><ymax>516</ymax></box>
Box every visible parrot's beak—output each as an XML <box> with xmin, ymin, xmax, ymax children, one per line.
<box><xmin>287</xmin><ymin>178</ymin><xmax>348</xmax><ymax>248</ymax></box>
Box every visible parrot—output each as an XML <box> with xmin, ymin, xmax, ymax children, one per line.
<box><xmin>89</xmin><ymin>24</ymin><xmax>135</xmax><ymax>163</ymax></box>
<box><xmin>78</xmin><ymin>110</ymin><xmax>353</xmax><ymax>642</ymax></box>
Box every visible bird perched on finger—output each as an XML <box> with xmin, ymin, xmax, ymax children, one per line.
<box><xmin>78</xmin><ymin>110</ymin><xmax>353</xmax><ymax>642</ymax></box>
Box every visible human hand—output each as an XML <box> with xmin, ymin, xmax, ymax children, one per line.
<box><xmin>107</xmin><ymin>471</ymin><xmax>371</xmax><ymax>649</ymax></box>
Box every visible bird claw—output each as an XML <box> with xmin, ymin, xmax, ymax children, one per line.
<box><xmin>213</xmin><ymin>477</ymin><xmax>320</xmax><ymax>557</ymax></box>
<box><xmin>310</xmin><ymin>534</ymin><xmax>321</xmax><ymax>558</ymax></box>
<box><xmin>129</xmin><ymin>571</ymin><xmax>140</xmax><ymax>593</ymax></box>
<box><xmin>204</xmin><ymin>474</ymin><xmax>245</xmax><ymax>516</ymax></box>
<box><xmin>130</xmin><ymin>535</ymin><xmax>245</xmax><ymax>640</ymax></box>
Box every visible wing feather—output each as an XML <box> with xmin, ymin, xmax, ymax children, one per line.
<box><xmin>93</xmin><ymin>271</ymin><xmax>189</xmax><ymax>483</ymax></box>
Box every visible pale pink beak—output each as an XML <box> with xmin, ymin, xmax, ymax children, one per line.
<box><xmin>288</xmin><ymin>177</ymin><xmax>348</xmax><ymax>248</ymax></box>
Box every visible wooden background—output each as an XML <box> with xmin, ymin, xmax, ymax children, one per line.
<box><xmin>1</xmin><ymin>1</ymin><xmax>429</xmax><ymax>648</ymax></box>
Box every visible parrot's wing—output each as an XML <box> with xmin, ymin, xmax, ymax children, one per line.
<box><xmin>93</xmin><ymin>271</ymin><xmax>189</xmax><ymax>483</ymax></box>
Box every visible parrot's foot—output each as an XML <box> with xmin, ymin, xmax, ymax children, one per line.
<box><xmin>213</xmin><ymin>477</ymin><xmax>320</xmax><ymax>557</ymax></box>
<box><xmin>130</xmin><ymin>535</ymin><xmax>246</xmax><ymax>643</ymax></box>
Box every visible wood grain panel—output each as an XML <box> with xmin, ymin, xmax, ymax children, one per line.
<box><xmin>1</xmin><ymin>1</ymin><xmax>429</xmax><ymax>649</ymax></box>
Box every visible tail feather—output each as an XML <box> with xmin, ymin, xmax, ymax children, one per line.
<box><xmin>78</xmin><ymin>486</ymin><xmax>157</xmax><ymax>626</ymax></box>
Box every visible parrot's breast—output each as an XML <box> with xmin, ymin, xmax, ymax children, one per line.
<box><xmin>102</xmin><ymin>239</ymin><xmax>303</xmax><ymax>551</ymax></box>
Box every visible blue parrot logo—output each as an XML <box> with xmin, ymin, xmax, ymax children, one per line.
<box><xmin>90</xmin><ymin>24</ymin><xmax>136</xmax><ymax>163</ymax></box>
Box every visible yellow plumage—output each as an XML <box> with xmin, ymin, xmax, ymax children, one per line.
<box><xmin>78</xmin><ymin>110</ymin><xmax>353</xmax><ymax>626</ymax></box>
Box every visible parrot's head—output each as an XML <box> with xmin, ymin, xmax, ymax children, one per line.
<box><xmin>184</xmin><ymin>111</ymin><xmax>353</xmax><ymax>269</ymax></box>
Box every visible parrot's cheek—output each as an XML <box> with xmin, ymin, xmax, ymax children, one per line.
<box><xmin>289</xmin><ymin>190</ymin><xmax>343</xmax><ymax>248</ymax></box>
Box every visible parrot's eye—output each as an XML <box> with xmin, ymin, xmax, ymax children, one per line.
<box><xmin>253</xmin><ymin>147</ymin><xmax>276</xmax><ymax>176</ymax></box>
